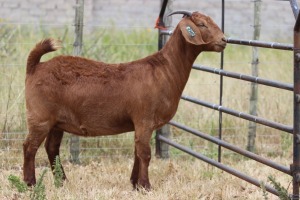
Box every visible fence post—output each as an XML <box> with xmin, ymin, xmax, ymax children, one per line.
<box><xmin>292</xmin><ymin>10</ymin><xmax>300</xmax><ymax>200</ymax></box>
<box><xmin>69</xmin><ymin>0</ymin><xmax>84</xmax><ymax>164</ymax></box>
<box><xmin>155</xmin><ymin>0</ymin><xmax>172</xmax><ymax>159</ymax></box>
<box><xmin>247</xmin><ymin>0</ymin><xmax>261</xmax><ymax>152</ymax></box>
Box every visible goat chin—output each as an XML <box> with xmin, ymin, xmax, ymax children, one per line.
<box><xmin>23</xmin><ymin>11</ymin><xmax>226</xmax><ymax>190</ymax></box>
<box><xmin>215</xmin><ymin>45</ymin><xmax>226</xmax><ymax>52</ymax></box>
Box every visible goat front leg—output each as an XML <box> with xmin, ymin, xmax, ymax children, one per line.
<box><xmin>132</xmin><ymin>127</ymin><xmax>152</xmax><ymax>190</ymax></box>
<box><xmin>44</xmin><ymin>129</ymin><xmax>66</xmax><ymax>183</ymax></box>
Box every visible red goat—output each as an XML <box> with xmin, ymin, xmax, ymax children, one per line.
<box><xmin>23</xmin><ymin>11</ymin><xmax>226</xmax><ymax>190</ymax></box>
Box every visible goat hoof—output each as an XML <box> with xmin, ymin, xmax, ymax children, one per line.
<box><xmin>137</xmin><ymin>181</ymin><xmax>151</xmax><ymax>191</ymax></box>
<box><xmin>24</xmin><ymin>179</ymin><xmax>36</xmax><ymax>187</ymax></box>
<box><xmin>132</xmin><ymin>181</ymin><xmax>151</xmax><ymax>191</ymax></box>
<box><xmin>130</xmin><ymin>178</ymin><xmax>138</xmax><ymax>189</ymax></box>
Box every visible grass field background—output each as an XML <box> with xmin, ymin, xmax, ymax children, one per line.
<box><xmin>0</xmin><ymin>23</ymin><xmax>295</xmax><ymax>199</ymax></box>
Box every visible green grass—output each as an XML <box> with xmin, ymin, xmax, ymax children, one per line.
<box><xmin>0</xmin><ymin>24</ymin><xmax>296</xmax><ymax>200</ymax></box>
<box><xmin>0</xmin><ymin>23</ymin><xmax>295</xmax><ymax>165</ymax></box>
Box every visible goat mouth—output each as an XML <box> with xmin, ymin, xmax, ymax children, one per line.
<box><xmin>215</xmin><ymin>43</ymin><xmax>226</xmax><ymax>51</ymax></box>
<box><xmin>216</xmin><ymin>43</ymin><xmax>226</xmax><ymax>48</ymax></box>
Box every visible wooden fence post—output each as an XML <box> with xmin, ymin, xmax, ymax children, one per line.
<box><xmin>247</xmin><ymin>0</ymin><xmax>261</xmax><ymax>152</ymax></box>
<box><xmin>155</xmin><ymin>0</ymin><xmax>172</xmax><ymax>159</ymax></box>
<box><xmin>69</xmin><ymin>0</ymin><xmax>84</xmax><ymax>164</ymax></box>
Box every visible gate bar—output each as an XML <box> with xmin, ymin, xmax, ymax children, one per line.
<box><xmin>227</xmin><ymin>38</ymin><xmax>293</xmax><ymax>51</ymax></box>
<box><xmin>159</xmin><ymin>30</ymin><xmax>293</xmax><ymax>51</ymax></box>
<box><xmin>218</xmin><ymin>0</ymin><xmax>225</xmax><ymax>163</ymax></box>
<box><xmin>181</xmin><ymin>95</ymin><xmax>293</xmax><ymax>134</ymax></box>
<box><xmin>157</xmin><ymin>135</ymin><xmax>279</xmax><ymax>196</ymax></box>
<box><xmin>169</xmin><ymin>120</ymin><xmax>291</xmax><ymax>174</ymax></box>
<box><xmin>159</xmin><ymin>29</ymin><xmax>173</xmax><ymax>36</ymax></box>
<box><xmin>292</xmin><ymin>9</ymin><xmax>300</xmax><ymax>199</ymax></box>
<box><xmin>192</xmin><ymin>64</ymin><xmax>294</xmax><ymax>91</ymax></box>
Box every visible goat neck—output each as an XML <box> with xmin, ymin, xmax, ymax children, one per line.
<box><xmin>160</xmin><ymin>25</ymin><xmax>202</xmax><ymax>93</ymax></box>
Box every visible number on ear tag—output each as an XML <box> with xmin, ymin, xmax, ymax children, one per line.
<box><xmin>186</xmin><ymin>26</ymin><xmax>196</xmax><ymax>37</ymax></box>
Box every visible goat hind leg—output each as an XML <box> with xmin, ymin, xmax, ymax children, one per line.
<box><xmin>130</xmin><ymin>146</ymin><xmax>140</xmax><ymax>189</ymax></box>
<box><xmin>45</xmin><ymin>129</ymin><xmax>66</xmax><ymax>182</ymax></box>
<box><xmin>23</xmin><ymin>129</ymin><xmax>49</xmax><ymax>186</ymax></box>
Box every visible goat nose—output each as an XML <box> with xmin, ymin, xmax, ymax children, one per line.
<box><xmin>222</xmin><ymin>37</ymin><xmax>226</xmax><ymax>42</ymax></box>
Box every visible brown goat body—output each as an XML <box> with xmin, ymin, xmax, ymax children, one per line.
<box><xmin>23</xmin><ymin>11</ymin><xmax>226</xmax><ymax>190</ymax></box>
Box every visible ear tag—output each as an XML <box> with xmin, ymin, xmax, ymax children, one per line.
<box><xmin>186</xmin><ymin>26</ymin><xmax>196</xmax><ymax>37</ymax></box>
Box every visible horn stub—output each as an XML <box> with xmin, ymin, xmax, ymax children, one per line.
<box><xmin>167</xmin><ymin>10</ymin><xmax>192</xmax><ymax>17</ymax></box>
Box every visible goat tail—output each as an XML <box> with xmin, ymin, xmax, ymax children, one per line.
<box><xmin>26</xmin><ymin>38</ymin><xmax>62</xmax><ymax>74</ymax></box>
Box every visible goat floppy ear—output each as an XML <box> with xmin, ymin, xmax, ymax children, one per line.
<box><xmin>179</xmin><ymin>18</ymin><xmax>204</xmax><ymax>45</ymax></box>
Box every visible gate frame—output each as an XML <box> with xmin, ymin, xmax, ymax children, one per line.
<box><xmin>155</xmin><ymin>0</ymin><xmax>300</xmax><ymax>198</ymax></box>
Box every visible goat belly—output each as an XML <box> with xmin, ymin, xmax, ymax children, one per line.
<box><xmin>55</xmin><ymin>122</ymin><xmax>134</xmax><ymax>137</ymax></box>
<box><xmin>55</xmin><ymin>110</ymin><xmax>135</xmax><ymax>137</ymax></box>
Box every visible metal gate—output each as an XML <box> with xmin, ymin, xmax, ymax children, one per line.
<box><xmin>155</xmin><ymin>0</ymin><xmax>300</xmax><ymax>198</ymax></box>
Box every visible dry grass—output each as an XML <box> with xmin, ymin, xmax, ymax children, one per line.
<box><xmin>0</xmin><ymin>156</ymin><xmax>292</xmax><ymax>200</ymax></box>
<box><xmin>0</xmin><ymin>24</ymin><xmax>296</xmax><ymax>199</ymax></box>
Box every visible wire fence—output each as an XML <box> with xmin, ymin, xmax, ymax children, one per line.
<box><xmin>0</xmin><ymin>0</ymin><xmax>296</xmax><ymax>167</ymax></box>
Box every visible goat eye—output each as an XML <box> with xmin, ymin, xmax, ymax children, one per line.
<box><xmin>198</xmin><ymin>23</ymin><xmax>207</xmax><ymax>28</ymax></box>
